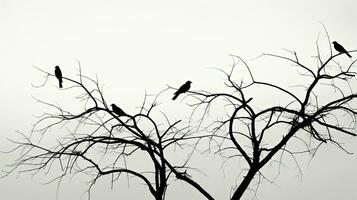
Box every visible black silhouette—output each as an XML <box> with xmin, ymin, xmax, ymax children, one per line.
<box><xmin>172</xmin><ymin>81</ymin><xmax>192</xmax><ymax>100</ymax></box>
<box><xmin>54</xmin><ymin>66</ymin><xmax>63</xmax><ymax>88</ymax></box>
<box><xmin>111</xmin><ymin>104</ymin><xmax>127</xmax><ymax>116</ymax></box>
<box><xmin>9</xmin><ymin>33</ymin><xmax>357</xmax><ymax>200</ymax></box>
<box><xmin>333</xmin><ymin>41</ymin><xmax>352</xmax><ymax>58</ymax></box>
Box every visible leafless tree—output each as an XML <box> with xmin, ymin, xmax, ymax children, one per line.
<box><xmin>3</xmin><ymin>29</ymin><xmax>357</xmax><ymax>200</ymax></box>
<box><xmin>187</xmin><ymin>30</ymin><xmax>357</xmax><ymax>199</ymax></box>
<box><xmin>2</xmin><ymin>66</ymin><xmax>214</xmax><ymax>200</ymax></box>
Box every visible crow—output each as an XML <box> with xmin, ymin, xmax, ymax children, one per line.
<box><xmin>172</xmin><ymin>81</ymin><xmax>192</xmax><ymax>100</ymax></box>
<box><xmin>54</xmin><ymin>66</ymin><xmax>63</xmax><ymax>88</ymax></box>
<box><xmin>111</xmin><ymin>104</ymin><xmax>127</xmax><ymax>116</ymax></box>
<box><xmin>333</xmin><ymin>41</ymin><xmax>352</xmax><ymax>58</ymax></box>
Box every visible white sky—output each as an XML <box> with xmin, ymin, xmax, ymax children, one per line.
<box><xmin>1</xmin><ymin>0</ymin><xmax>357</xmax><ymax>199</ymax></box>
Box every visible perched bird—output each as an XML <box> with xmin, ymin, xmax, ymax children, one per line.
<box><xmin>172</xmin><ymin>81</ymin><xmax>192</xmax><ymax>100</ymax></box>
<box><xmin>54</xmin><ymin>66</ymin><xmax>63</xmax><ymax>88</ymax></box>
<box><xmin>333</xmin><ymin>41</ymin><xmax>352</xmax><ymax>58</ymax></box>
<box><xmin>111</xmin><ymin>104</ymin><xmax>127</xmax><ymax>116</ymax></box>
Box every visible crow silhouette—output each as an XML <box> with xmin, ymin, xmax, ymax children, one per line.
<box><xmin>333</xmin><ymin>41</ymin><xmax>352</xmax><ymax>58</ymax></box>
<box><xmin>111</xmin><ymin>104</ymin><xmax>127</xmax><ymax>116</ymax></box>
<box><xmin>172</xmin><ymin>81</ymin><xmax>192</xmax><ymax>100</ymax></box>
<box><xmin>54</xmin><ymin>66</ymin><xmax>63</xmax><ymax>88</ymax></box>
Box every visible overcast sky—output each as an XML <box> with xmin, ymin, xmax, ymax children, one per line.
<box><xmin>1</xmin><ymin>0</ymin><xmax>357</xmax><ymax>199</ymax></box>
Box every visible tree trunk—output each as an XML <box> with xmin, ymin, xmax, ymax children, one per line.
<box><xmin>155</xmin><ymin>194</ymin><xmax>163</xmax><ymax>200</ymax></box>
<box><xmin>231</xmin><ymin>168</ymin><xmax>257</xmax><ymax>200</ymax></box>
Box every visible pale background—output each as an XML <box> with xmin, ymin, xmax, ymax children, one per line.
<box><xmin>1</xmin><ymin>0</ymin><xmax>357</xmax><ymax>199</ymax></box>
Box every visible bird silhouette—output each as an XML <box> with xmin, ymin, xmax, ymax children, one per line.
<box><xmin>111</xmin><ymin>104</ymin><xmax>127</xmax><ymax>116</ymax></box>
<box><xmin>54</xmin><ymin>66</ymin><xmax>63</xmax><ymax>88</ymax></box>
<box><xmin>172</xmin><ymin>81</ymin><xmax>192</xmax><ymax>100</ymax></box>
<box><xmin>333</xmin><ymin>41</ymin><xmax>352</xmax><ymax>58</ymax></box>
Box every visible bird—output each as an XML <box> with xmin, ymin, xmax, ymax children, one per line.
<box><xmin>333</xmin><ymin>41</ymin><xmax>352</xmax><ymax>58</ymax></box>
<box><xmin>172</xmin><ymin>81</ymin><xmax>192</xmax><ymax>100</ymax></box>
<box><xmin>54</xmin><ymin>66</ymin><xmax>63</xmax><ymax>88</ymax></box>
<box><xmin>111</xmin><ymin>104</ymin><xmax>127</xmax><ymax>117</ymax></box>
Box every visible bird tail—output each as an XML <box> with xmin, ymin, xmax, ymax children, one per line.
<box><xmin>59</xmin><ymin>81</ymin><xmax>63</xmax><ymax>88</ymax></box>
<box><xmin>346</xmin><ymin>52</ymin><xmax>352</xmax><ymax>58</ymax></box>
<box><xmin>172</xmin><ymin>93</ymin><xmax>179</xmax><ymax>100</ymax></box>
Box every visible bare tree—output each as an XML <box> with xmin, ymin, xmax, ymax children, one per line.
<box><xmin>2</xmin><ymin>66</ymin><xmax>214</xmax><ymax>200</ymax></box>
<box><xmin>3</xmin><ymin>30</ymin><xmax>357</xmax><ymax>200</ymax></box>
<box><xmin>188</xmin><ymin>31</ymin><xmax>357</xmax><ymax>199</ymax></box>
